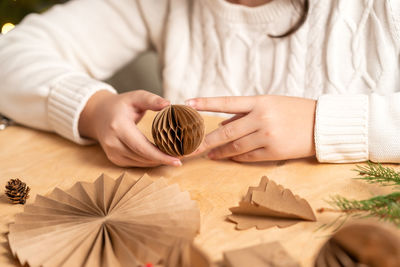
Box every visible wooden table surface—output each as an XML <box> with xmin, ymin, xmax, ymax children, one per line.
<box><xmin>0</xmin><ymin>112</ymin><xmax>396</xmax><ymax>267</ymax></box>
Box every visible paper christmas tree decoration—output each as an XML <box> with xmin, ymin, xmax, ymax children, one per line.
<box><xmin>152</xmin><ymin>105</ymin><xmax>205</xmax><ymax>156</ymax></box>
<box><xmin>8</xmin><ymin>173</ymin><xmax>200</xmax><ymax>267</ymax></box>
<box><xmin>315</xmin><ymin>222</ymin><xmax>400</xmax><ymax>267</ymax></box>
<box><xmin>228</xmin><ymin>176</ymin><xmax>316</xmax><ymax>230</ymax></box>
<box><xmin>224</xmin><ymin>242</ymin><xmax>299</xmax><ymax>267</ymax></box>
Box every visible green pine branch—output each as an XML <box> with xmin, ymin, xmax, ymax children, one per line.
<box><xmin>318</xmin><ymin>162</ymin><xmax>400</xmax><ymax>228</ymax></box>
<box><xmin>353</xmin><ymin>161</ymin><xmax>400</xmax><ymax>186</ymax></box>
<box><xmin>325</xmin><ymin>192</ymin><xmax>400</xmax><ymax>227</ymax></box>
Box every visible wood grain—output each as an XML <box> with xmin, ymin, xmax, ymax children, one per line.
<box><xmin>0</xmin><ymin>111</ymin><xmax>396</xmax><ymax>266</ymax></box>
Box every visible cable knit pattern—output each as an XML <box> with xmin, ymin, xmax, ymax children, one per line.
<box><xmin>0</xmin><ymin>0</ymin><xmax>400</xmax><ymax>162</ymax></box>
<box><xmin>305</xmin><ymin>0</ymin><xmax>331</xmax><ymax>98</ymax></box>
<box><xmin>286</xmin><ymin>15</ymin><xmax>308</xmax><ymax>96</ymax></box>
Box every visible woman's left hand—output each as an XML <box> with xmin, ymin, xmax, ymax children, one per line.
<box><xmin>185</xmin><ymin>95</ymin><xmax>317</xmax><ymax>162</ymax></box>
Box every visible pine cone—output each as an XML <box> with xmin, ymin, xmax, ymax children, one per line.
<box><xmin>5</xmin><ymin>178</ymin><xmax>30</xmax><ymax>204</ymax></box>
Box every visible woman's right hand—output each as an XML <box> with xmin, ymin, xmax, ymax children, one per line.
<box><xmin>78</xmin><ymin>90</ymin><xmax>182</xmax><ymax>167</ymax></box>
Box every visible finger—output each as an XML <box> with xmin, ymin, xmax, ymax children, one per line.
<box><xmin>121</xmin><ymin>146</ymin><xmax>161</xmax><ymax>166</ymax></box>
<box><xmin>102</xmin><ymin>139</ymin><xmax>160</xmax><ymax>166</ymax></box>
<box><xmin>208</xmin><ymin>132</ymin><xmax>263</xmax><ymax>160</ymax></box>
<box><xmin>220</xmin><ymin>114</ymin><xmax>246</xmax><ymax>126</ymax></box>
<box><xmin>115</xmin><ymin>143</ymin><xmax>165</xmax><ymax>167</ymax></box>
<box><xmin>129</xmin><ymin>90</ymin><xmax>170</xmax><ymax>111</ymax></box>
<box><xmin>185</xmin><ymin>96</ymin><xmax>254</xmax><ymax>113</ymax></box>
<box><xmin>115</xmin><ymin>155</ymin><xmax>160</xmax><ymax>167</ymax></box>
<box><xmin>231</xmin><ymin>148</ymin><xmax>270</xmax><ymax>162</ymax></box>
<box><xmin>119</xmin><ymin>124</ymin><xmax>182</xmax><ymax>167</ymax></box>
<box><xmin>124</xmin><ymin>157</ymin><xmax>160</xmax><ymax>167</ymax></box>
<box><xmin>196</xmin><ymin>114</ymin><xmax>257</xmax><ymax>154</ymax></box>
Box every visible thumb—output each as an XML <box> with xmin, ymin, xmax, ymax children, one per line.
<box><xmin>130</xmin><ymin>90</ymin><xmax>170</xmax><ymax>111</ymax></box>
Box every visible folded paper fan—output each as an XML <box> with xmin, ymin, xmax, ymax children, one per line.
<box><xmin>8</xmin><ymin>173</ymin><xmax>200</xmax><ymax>267</ymax></box>
<box><xmin>228</xmin><ymin>176</ymin><xmax>316</xmax><ymax>230</ymax></box>
<box><xmin>315</xmin><ymin>222</ymin><xmax>400</xmax><ymax>267</ymax></box>
<box><xmin>162</xmin><ymin>239</ymin><xmax>212</xmax><ymax>267</ymax></box>
<box><xmin>152</xmin><ymin>105</ymin><xmax>205</xmax><ymax>156</ymax></box>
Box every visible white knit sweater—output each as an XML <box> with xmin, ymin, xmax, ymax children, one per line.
<box><xmin>0</xmin><ymin>0</ymin><xmax>400</xmax><ymax>163</ymax></box>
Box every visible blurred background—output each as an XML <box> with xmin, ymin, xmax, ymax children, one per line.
<box><xmin>0</xmin><ymin>0</ymin><xmax>162</xmax><ymax>95</ymax></box>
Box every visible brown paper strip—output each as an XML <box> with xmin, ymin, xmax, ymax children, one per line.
<box><xmin>228</xmin><ymin>176</ymin><xmax>316</xmax><ymax>230</ymax></box>
<box><xmin>8</xmin><ymin>173</ymin><xmax>200</xmax><ymax>267</ymax></box>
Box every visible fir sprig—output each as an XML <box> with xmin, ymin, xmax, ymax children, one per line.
<box><xmin>353</xmin><ymin>161</ymin><xmax>400</xmax><ymax>186</ymax></box>
<box><xmin>324</xmin><ymin>193</ymin><xmax>400</xmax><ymax>227</ymax></box>
<box><xmin>318</xmin><ymin>162</ymin><xmax>400</xmax><ymax>228</ymax></box>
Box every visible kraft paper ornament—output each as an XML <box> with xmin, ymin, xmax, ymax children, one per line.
<box><xmin>163</xmin><ymin>239</ymin><xmax>212</xmax><ymax>267</ymax></box>
<box><xmin>8</xmin><ymin>173</ymin><xmax>200</xmax><ymax>267</ymax></box>
<box><xmin>152</xmin><ymin>105</ymin><xmax>205</xmax><ymax>156</ymax></box>
<box><xmin>224</xmin><ymin>242</ymin><xmax>299</xmax><ymax>267</ymax></box>
<box><xmin>228</xmin><ymin>176</ymin><xmax>316</xmax><ymax>230</ymax></box>
<box><xmin>315</xmin><ymin>222</ymin><xmax>400</xmax><ymax>267</ymax></box>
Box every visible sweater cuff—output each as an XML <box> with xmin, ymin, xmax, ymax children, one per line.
<box><xmin>315</xmin><ymin>94</ymin><xmax>369</xmax><ymax>163</ymax></box>
<box><xmin>47</xmin><ymin>74</ymin><xmax>117</xmax><ymax>145</ymax></box>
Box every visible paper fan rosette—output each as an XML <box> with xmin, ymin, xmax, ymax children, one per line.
<box><xmin>8</xmin><ymin>173</ymin><xmax>200</xmax><ymax>267</ymax></box>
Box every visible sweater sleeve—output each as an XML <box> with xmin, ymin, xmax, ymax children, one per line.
<box><xmin>0</xmin><ymin>0</ymin><xmax>154</xmax><ymax>144</ymax></box>
<box><xmin>315</xmin><ymin>93</ymin><xmax>400</xmax><ymax>163</ymax></box>
<box><xmin>314</xmin><ymin>1</ymin><xmax>400</xmax><ymax>163</ymax></box>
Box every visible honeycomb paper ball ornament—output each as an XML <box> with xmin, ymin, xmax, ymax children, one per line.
<box><xmin>152</xmin><ymin>105</ymin><xmax>205</xmax><ymax>156</ymax></box>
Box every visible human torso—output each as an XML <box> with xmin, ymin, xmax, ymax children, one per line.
<box><xmin>159</xmin><ymin>0</ymin><xmax>400</xmax><ymax>104</ymax></box>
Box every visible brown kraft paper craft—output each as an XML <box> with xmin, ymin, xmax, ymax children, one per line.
<box><xmin>162</xmin><ymin>239</ymin><xmax>213</xmax><ymax>267</ymax></box>
<box><xmin>224</xmin><ymin>242</ymin><xmax>300</xmax><ymax>267</ymax></box>
<box><xmin>315</xmin><ymin>221</ymin><xmax>400</xmax><ymax>267</ymax></box>
<box><xmin>152</xmin><ymin>105</ymin><xmax>205</xmax><ymax>156</ymax></box>
<box><xmin>8</xmin><ymin>173</ymin><xmax>200</xmax><ymax>267</ymax></box>
<box><xmin>228</xmin><ymin>176</ymin><xmax>316</xmax><ymax>230</ymax></box>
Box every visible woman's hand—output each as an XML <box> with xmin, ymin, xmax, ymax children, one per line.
<box><xmin>78</xmin><ymin>90</ymin><xmax>182</xmax><ymax>167</ymax></box>
<box><xmin>186</xmin><ymin>95</ymin><xmax>316</xmax><ymax>162</ymax></box>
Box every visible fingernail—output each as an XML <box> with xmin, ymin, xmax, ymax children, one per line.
<box><xmin>185</xmin><ymin>99</ymin><xmax>196</xmax><ymax>107</ymax></box>
<box><xmin>207</xmin><ymin>151</ymin><xmax>215</xmax><ymax>159</ymax></box>
<box><xmin>161</xmin><ymin>100</ymin><xmax>170</xmax><ymax>107</ymax></box>
<box><xmin>172</xmin><ymin>160</ymin><xmax>182</xmax><ymax>167</ymax></box>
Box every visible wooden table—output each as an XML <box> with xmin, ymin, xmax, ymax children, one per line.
<box><xmin>0</xmin><ymin>112</ymin><xmax>396</xmax><ymax>266</ymax></box>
